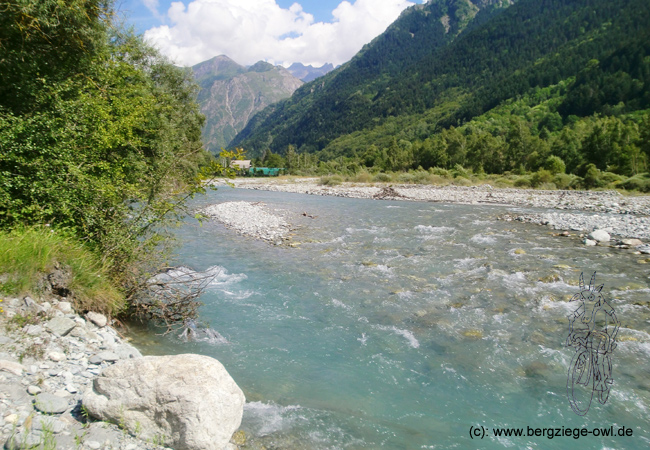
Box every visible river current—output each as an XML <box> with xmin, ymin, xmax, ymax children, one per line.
<box><xmin>130</xmin><ymin>188</ymin><xmax>650</xmax><ymax>449</ymax></box>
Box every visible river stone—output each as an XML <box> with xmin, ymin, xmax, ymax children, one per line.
<box><xmin>34</xmin><ymin>393</ymin><xmax>69</xmax><ymax>414</ymax></box>
<box><xmin>45</xmin><ymin>317</ymin><xmax>77</xmax><ymax>336</ymax></box>
<box><xmin>114</xmin><ymin>343</ymin><xmax>142</xmax><ymax>360</ymax></box>
<box><xmin>588</xmin><ymin>229</ymin><xmax>610</xmax><ymax>242</ymax></box>
<box><xmin>83</xmin><ymin>354</ymin><xmax>245</xmax><ymax>450</ymax></box>
<box><xmin>86</xmin><ymin>312</ymin><xmax>107</xmax><ymax>328</ymax></box>
<box><xmin>583</xmin><ymin>239</ymin><xmax>597</xmax><ymax>246</ymax></box>
<box><xmin>638</xmin><ymin>244</ymin><xmax>650</xmax><ymax>254</ymax></box>
<box><xmin>0</xmin><ymin>360</ymin><xmax>24</xmax><ymax>376</ymax></box>
<box><xmin>56</xmin><ymin>301</ymin><xmax>73</xmax><ymax>314</ymax></box>
<box><xmin>4</xmin><ymin>431</ymin><xmax>41</xmax><ymax>450</ymax></box>
<box><xmin>27</xmin><ymin>386</ymin><xmax>42</xmax><ymax>395</ymax></box>
<box><xmin>48</xmin><ymin>351</ymin><xmax>66</xmax><ymax>362</ymax></box>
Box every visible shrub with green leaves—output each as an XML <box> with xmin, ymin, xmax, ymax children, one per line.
<box><xmin>0</xmin><ymin>0</ymin><xmax>233</xmax><ymax>311</ymax></box>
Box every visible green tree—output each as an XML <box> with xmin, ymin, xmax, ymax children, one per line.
<box><xmin>0</xmin><ymin>0</ymin><xmax>228</xmax><ymax>309</ymax></box>
<box><xmin>544</xmin><ymin>155</ymin><xmax>566</xmax><ymax>174</ymax></box>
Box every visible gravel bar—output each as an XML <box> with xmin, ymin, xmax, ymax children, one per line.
<box><xmin>209</xmin><ymin>178</ymin><xmax>650</xmax><ymax>242</ymax></box>
<box><xmin>201</xmin><ymin>201</ymin><xmax>294</xmax><ymax>244</ymax></box>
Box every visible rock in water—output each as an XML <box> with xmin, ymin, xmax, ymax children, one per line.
<box><xmin>588</xmin><ymin>229</ymin><xmax>610</xmax><ymax>242</ymax></box>
<box><xmin>82</xmin><ymin>354</ymin><xmax>245</xmax><ymax>450</ymax></box>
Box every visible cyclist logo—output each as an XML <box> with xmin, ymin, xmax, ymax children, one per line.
<box><xmin>566</xmin><ymin>272</ymin><xmax>620</xmax><ymax>416</ymax></box>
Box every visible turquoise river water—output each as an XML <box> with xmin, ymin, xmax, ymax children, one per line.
<box><xmin>130</xmin><ymin>188</ymin><xmax>650</xmax><ymax>450</ymax></box>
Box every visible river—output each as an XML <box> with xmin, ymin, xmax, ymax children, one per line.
<box><xmin>130</xmin><ymin>187</ymin><xmax>650</xmax><ymax>450</ymax></box>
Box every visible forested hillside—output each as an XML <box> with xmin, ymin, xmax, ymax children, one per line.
<box><xmin>233</xmin><ymin>0</ymin><xmax>515</xmax><ymax>154</ymax></box>
<box><xmin>233</xmin><ymin>0</ymin><xmax>650</xmax><ymax>188</ymax></box>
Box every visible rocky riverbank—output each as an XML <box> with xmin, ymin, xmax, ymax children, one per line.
<box><xmin>210</xmin><ymin>178</ymin><xmax>650</xmax><ymax>242</ymax></box>
<box><xmin>0</xmin><ymin>295</ymin><xmax>244</xmax><ymax>450</ymax></box>
<box><xmin>200</xmin><ymin>201</ymin><xmax>298</xmax><ymax>245</ymax></box>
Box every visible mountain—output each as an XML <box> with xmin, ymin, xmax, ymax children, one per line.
<box><xmin>231</xmin><ymin>0</ymin><xmax>516</xmax><ymax>155</ymax></box>
<box><xmin>193</xmin><ymin>55</ymin><xmax>303</xmax><ymax>152</ymax></box>
<box><xmin>287</xmin><ymin>62</ymin><xmax>335</xmax><ymax>82</ymax></box>
<box><xmin>232</xmin><ymin>0</ymin><xmax>650</xmax><ymax>163</ymax></box>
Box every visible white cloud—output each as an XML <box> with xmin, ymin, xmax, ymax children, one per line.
<box><xmin>143</xmin><ymin>0</ymin><xmax>164</xmax><ymax>20</ymax></box>
<box><xmin>144</xmin><ymin>0</ymin><xmax>419</xmax><ymax>67</ymax></box>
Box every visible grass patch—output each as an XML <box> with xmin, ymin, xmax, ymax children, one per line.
<box><xmin>0</xmin><ymin>227</ymin><xmax>124</xmax><ymax>315</ymax></box>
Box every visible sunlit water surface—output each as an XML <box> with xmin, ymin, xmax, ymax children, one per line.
<box><xmin>128</xmin><ymin>188</ymin><xmax>650</xmax><ymax>450</ymax></box>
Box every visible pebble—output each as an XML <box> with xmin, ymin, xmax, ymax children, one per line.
<box><xmin>48</xmin><ymin>351</ymin><xmax>66</xmax><ymax>362</ymax></box>
<box><xmin>56</xmin><ymin>301</ymin><xmax>72</xmax><ymax>314</ymax></box>
<box><xmin>27</xmin><ymin>386</ymin><xmax>41</xmax><ymax>395</ymax></box>
<box><xmin>44</xmin><ymin>317</ymin><xmax>77</xmax><ymax>337</ymax></box>
<box><xmin>34</xmin><ymin>393</ymin><xmax>68</xmax><ymax>414</ymax></box>
<box><xmin>86</xmin><ymin>311</ymin><xmax>108</xmax><ymax>328</ymax></box>
<box><xmin>4</xmin><ymin>415</ymin><xmax>17</xmax><ymax>425</ymax></box>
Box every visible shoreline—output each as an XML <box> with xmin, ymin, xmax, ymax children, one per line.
<box><xmin>211</xmin><ymin>178</ymin><xmax>650</xmax><ymax>242</ymax></box>
<box><xmin>0</xmin><ymin>296</ymin><xmax>244</xmax><ymax>450</ymax></box>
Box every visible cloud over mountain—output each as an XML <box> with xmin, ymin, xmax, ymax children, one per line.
<box><xmin>144</xmin><ymin>0</ymin><xmax>421</xmax><ymax>66</ymax></box>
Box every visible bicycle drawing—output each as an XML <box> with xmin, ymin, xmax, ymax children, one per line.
<box><xmin>566</xmin><ymin>272</ymin><xmax>620</xmax><ymax>416</ymax></box>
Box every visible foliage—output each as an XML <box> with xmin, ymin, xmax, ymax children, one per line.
<box><xmin>0</xmin><ymin>1</ymin><xmax>234</xmax><ymax>319</ymax></box>
<box><xmin>231</xmin><ymin>0</ymin><xmax>650</xmax><ymax>189</ymax></box>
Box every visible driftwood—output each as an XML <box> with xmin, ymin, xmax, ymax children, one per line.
<box><xmin>132</xmin><ymin>267</ymin><xmax>219</xmax><ymax>334</ymax></box>
<box><xmin>373</xmin><ymin>186</ymin><xmax>407</xmax><ymax>199</ymax></box>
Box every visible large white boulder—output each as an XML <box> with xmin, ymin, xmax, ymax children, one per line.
<box><xmin>588</xmin><ymin>229</ymin><xmax>610</xmax><ymax>242</ymax></box>
<box><xmin>83</xmin><ymin>354</ymin><xmax>245</xmax><ymax>450</ymax></box>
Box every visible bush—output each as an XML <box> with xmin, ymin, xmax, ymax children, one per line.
<box><xmin>398</xmin><ymin>173</ymin><xmax>416</xmax><ymax>183</ymax></box>
<box><xmin>452</xmin><ymin>164</ymin><xmax>470</xmax><ymax>178</ymax></box>
<box><xmin>452</xmin><ymin>176</ymin><xmax>472</xmax><ymax>186</ymax></box>
<box><xmin>373</xmin><ymin>173</ymin><xmax>393</xmax><ymax>182</ymax></box>
<box><xmin>429</xmin><ymin>167</ymin><xmax>452</xmax><ymax>178</ymax></box>
<box><xmin>531</xmin><ymin>169</ymin><xmax>553</xmax><ymax>187</ymax></box>
<box><xmin>621</xmin><ymin>175</ymin><xmax>650</xmax><ymax>192</ymax></box>
<box><xmin>583</xmin><ymin>164</ymin><xmax>607</xmax><ymax>188</ymax></box>
<box><xmin>514</xmin><ymin>177</ymin><xmax>532</xmax><ymax>188</ymax></box>
<box><xmin>544</xmin><ymin>156</ymin><xmax>566</xmax><ymax>175</ymax></box>
<box><xmin>537</xmin><ymin>182</ymin><xmax>557</xmax><ymax>190</ymax></box>
<box><xmin>553</xmin><ymin>173</ymin><xmax>574</xmax><ymax>190</ymax></box>
<box><xmin>428</xmin><ymin>174</ymin><xmax>450</xmax><ymax>185</ymax></box>
<box><xmin>348</xmin><ymin>170</ymin><xmax>372</xmax><ymax>183</ymax></box>
<box><xmin>412</xmin><ymin>170</ymin><xmax>431</xmax><ymax>184</ymax></box>
<box><xmin>319</xmin><ymin>175</ymin><xmax>343</xmax><ymax>186</ymax></box>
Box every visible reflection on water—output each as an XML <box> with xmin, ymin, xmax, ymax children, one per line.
<box><xmin>127</xmin><ymin>188</ymin><xmax>650</xmax><ymax>449</ymax></box>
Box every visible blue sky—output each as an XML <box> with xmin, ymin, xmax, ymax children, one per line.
<box><xmin>116</xmin><ymin>0</ymin><xmax>425</xmax><ymax>67</ymax></box>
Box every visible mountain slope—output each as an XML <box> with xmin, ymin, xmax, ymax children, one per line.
<box><xmin>233</xmin><ymin>0</ymin><xmax>650</xmax><ymax>157</ymax></box>
<box><xmin>193</xmin><ymin>56</ymin><xmax>303</xmax><ymax>152</ymax></box>
<box><xmin>231</xmin><ymin>0</ymin><xmax>515</xmax><ymax>155</ymax></box>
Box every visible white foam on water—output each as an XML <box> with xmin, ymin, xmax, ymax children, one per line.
<box><xmin>331</xmin><ymin>299</ymin><xmax>351</xmax><ymax>310</ymax></box>
<box><xmin>470</xmin><ymin>234</ymin><xmax>497</xmax><ymax>244</ymax></box>
<box><xmin>205</xmin><ymin>265</ymin><xmax>248</xmax><ymax>286</ymax></box>
<box><xmin>396</xmin><ymin>290</ymin><xmax>414</xmax><ymax>300</ymax></box>
<box><xmin>414</xmin><ymin>225</ymin><xmax>455</xmax><ymax>237</ymax></box>
<box><xmin>374</xmin><ymin>325</ymin><xmax>420</xmax><ymax>348</ymax></box>
<box><xmin>243</xmin><ymin>401</ymin><xmax>304</xmax><ymax>436</ymax></box>
<box><xmin>358</xmin><ymin>333</ymin><xmax>368</xmax><ymax>345</ymax></box>
<box><xmin>453</xmin><ymin>257</ymin><xmax>483</xmax><ymax>269</ymax></box>
<box><xmin>345</xmin><ymin>226</ymin><xmax>387</xmax><ymax>235</ymax></box>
